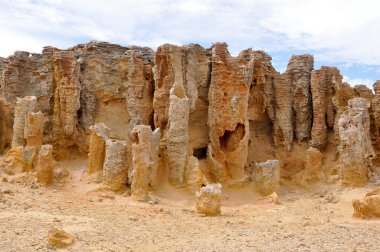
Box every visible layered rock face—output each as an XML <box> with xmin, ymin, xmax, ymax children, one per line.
<box><xmin>0</xmin><ymin>40</ymin><xmax>379</xmax><ymax>194</ymax></box>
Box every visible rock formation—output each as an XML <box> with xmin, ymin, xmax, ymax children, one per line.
<box><xmin>338</xmin><ymin>98</ymin><xmax>375</xmax><ymax>186</ymax></box>
<box><xmin>24</xmin><ymin>111</ymin><xmax>45</xmax><ymax>147</ymax></box>
<box><xmin>207</xmin><ymin>43</ymin><xmax>251</xmax><ymax>182</ymax></box>
<box><xmin>35</xmin><ymin>144</ymin><xmax>54</xmax><ymax>185</ymax></box>
<box><xmin>11</xmin><ymin>96</ymin><xmax>37</xmax><ymax>147</ymax></box>
<box><xmin>103</xmin><ymin>139</ymin><xmax>128</xmax><ymax>191</ymax></box>
<box><xmin>87</xmin><ymin>123</ymin><xmax>110</xmax><ymax>177</ymax></box>
<box><xmin>0</xmin><ymin>40</ymin><xmax>379</xmax><ymax>196</ymax></box>
<box><xmin>286</xmin><ymin>55</ymin><xmax>314</xmax><ymax>143</ymax></box>
<box><xmin>305</xmin><ymin>147</ymin><xmax>324</xmax><ymax>183</ymax></box>
<box><xmin>195</xmin><ymin>183</ymin><xmax>222</xmax><ymax>216</ymax></box>
<box><xmin>255</xmin><ymin>160</ymin><xmax>280</xmax><ymax>196</ymax></box>
<box><xmin>131</xmin><ymin>125</ymin><xmax>152</xmax><ymax>201</ymax></box>
<box><xmin>353</xmin><ymin>188</ymin><xmax>380</xmax><ymax>219</ymax></box>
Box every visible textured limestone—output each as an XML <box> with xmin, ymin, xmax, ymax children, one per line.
<box><xmin>286</xmin><ymin>55</ymin><xmax>314</xmax><ymax>142</ymax></box>
<box><xmin>371</xmin><ymin>81</ymin><xmax>380</xmax><ymax>146</ymax></box>
<box><xmin>52</xmin><ymin>50</ymin><xmax>81</xmax><ymax>139</ymax></box>
<box><xmin>149</xmin><ymin>128</ymin><xmax>161</xmax><ymax>188</ymax></box>
<box><xmin>207</xmin><ymin>43</ymin><xmax>251</xmax><ymax>182</ymax></box>
<box><xmin>1</xmin><ymin>41</ymin><xmax>378</xmax><ymax>193</ymax></box>
<box><xmin>281</xmin><ymin>156</ymin><xmax>305</xmax><ymax>179</ymax></box>
<box><xmin>131</xmin><ymin>125</ymin><xmax>152</xmax><ymax>201</ymax></box>
<box><xmin>247</xmin><ymin>51</ymin><xmax>277</xmax><ymax>169</ymax></box>
<box><xmin>36</xmin><ymin>144</ymin><xmax>54</xmax><ymax>185</ymax></box>
<box><xmin>185</xmin><ymin>155</ymin><xmax>204</xmax><ymax>193</ymax></box>
<box><xmin>11</xmin><ymin>96</ymin><xmax>37</xmax><ymax>147</ymax></box>
<box><xmin>167</xmin><ymin>87</ymin><xmax>190</xmax><ymax>185</ymax></box>
<box><xmin>195</xmin><ymin>183</ymin><xmax>222</xmax><ymax>216</ymax></box>
<box><xmin>338</xmin><ymin>98</ymin><xmax>375</xmax><ymax>186</ymax></box>
<box><xmin>273</xmin><ymin>74</ymin><xmax>293</xmax><ymax>150</ymax></box>
<box><xmin>255</xmin><ymin>160</ymin><xmax>280</xmax><ymax>196</ymax></box>
<box><xmin>46</xmin><ymin>228</ymin><xmax>75</xmax><ymax>248</ymax></box>
<box><xmin>103</xmin><ymin>139</ymin><xmax>128</xmax><ymax>191</ymax></box>
<box><xmin>24</xmin><ymin>111</ymin><xmax>45</xmax><ymax>147</ymax></box>
<box><xmin>87</xmin><ymin>123</ymin><xmax>110</xmax><ymax>176</ymax></box>
<box><xmin>310</xmin><ymin>67</ymin><xmax>341</xmax><ymax>149</ymax></box>
<box><xmin>305</xmin><ymin>147</ymin><xmax>324</xmax><ymax>183</ymax></box>
<box><xmin>353</xmin><ymin>188</ymin><xmax>380</xmax><ymax>219</ymax></box>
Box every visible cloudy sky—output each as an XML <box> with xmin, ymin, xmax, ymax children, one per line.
<box><xmin>0</xmin><ymin>0</ymin><xmax>379</xmax><ymax>88</ymax></box>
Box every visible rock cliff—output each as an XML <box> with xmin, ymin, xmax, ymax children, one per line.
<box><xmin>0</xmin><ymin>41</ymin><xmax>379</xmax><ymax>193</ymax></box>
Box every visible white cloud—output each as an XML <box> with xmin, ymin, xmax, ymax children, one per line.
<box><xmin>0</xmin><ymin>0</ymin><xmax>379</xmax><ymax>73</ymax></box>
<box><xmin>343</xmin><ymin>76</ymin><xmax>374</xmax><ymax>88</ymax></box>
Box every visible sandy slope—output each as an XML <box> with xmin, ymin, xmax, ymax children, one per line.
<box><xmin>0</xmin><ymin>157</ymin><xmax>380</xmax><ymax>252</ymax></box>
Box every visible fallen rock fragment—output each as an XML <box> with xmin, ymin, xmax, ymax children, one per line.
<box><xmin>46</xmin><ymin>228</ymin><xmax>75</xmax><ymax>248</ymax></box>
<box><xmin>255</xmin><ymin>160</ymin><xmax>280</xmax><ymax>196</ymax></box>
<box><xmin>195</xmin><ymin>183</ymin><xmax>222</xmax><ymax>216</ymax></box>
<box><xmin>353</xmin><ymin>188</ymin><xmax>380</xmax><ymax>219</ymax></box>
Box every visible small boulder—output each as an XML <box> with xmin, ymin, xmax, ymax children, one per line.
<box><xmin>46</xmin><ymin>228</ymin><xmax>74</xmax><ymax>248</ymax></box>
<box><xmin>196</xmin><ymin>183</ymin><xmax>222</xmax><ymax>216</ymax></box>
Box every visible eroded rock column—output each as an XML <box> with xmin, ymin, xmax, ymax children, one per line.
<box><xmin>103</xmin><ymin>139</ymin><xmax>128</xmax><ymax>191</ymax></box>
<box><xmin>255</xmin><ymin>160</ymin><xmax>280</xmax><ymax>196</ymax></box>
<box><xmin>207</xmin><ymin>43</ymin><xmax>251</xmax><ymax>182</ymax></box>
<box><xmin>131</xmin><ymin>125</ymin><xmax>152</xmax><ymax>201</ymax></box>
<box><xmin>36</xmin><ymin>144</ymin><xmax>54</xmax><ymax>185</ymax></box>
<box><xmin>338</xmin><ymin>98</ymin><xmax>375</xmax><ymax>186</ymax></box>
<box><xmin>11</xmin><ymin>96</ymin><xmax>37</xmax><ymax>147</ymax></box>
<box><xmin>310</xmin><ymin>67</ymin><xmax>341</xmax><ymax>148</ymax></box>
<box><xmin>24</xmin><ymin>111</ymin><xmax>45</xmax><ymax>147</ymax></box>
<box><xmin>87</xmin><ymin>123</ymin><xmax>110</xmax><ymax>176</ymax></box>
<box><xmin>273</xmin><ymin>74</ymin><xmax>293</xmax><ymax>150</ymax></box>
<box><xmin>167</xmin><ymin>87</ymin><xmax>190</xmax><ymax>185</ymax></box>
<box><xmin>286</xmin><ymin>55</ymin><xmax>314</xmax><ymax>142</ymax></box>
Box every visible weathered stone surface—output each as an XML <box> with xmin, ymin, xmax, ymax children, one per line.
<box><xmin>286</xmin><ymin>55</ymin><xmax>314</xmax><ymax>142</ymax></box>
<box><xmin>149</xmin><ymin>128</ymin><xmax>161</xmax><ymax>188</ymax></box>
<box><xmin>167</xmin><ymin>87</ymin><xmax>190</xmax><ymax>185</ymax></box>
<box><xmin>87</xmin><ymin>123</ymin><xmax>110</xmax><ymax>176</ymax></box>
<box><xmin>24</xmin><ymin>111</ymin><xmax>45</xmax><ymax>147</ymax></box>
<box><xmin>195</xmin><ymin>183</ymin><xmax>222</xmax><ymax>216</ymax></box>
<box><xmin>338</xmin><ymin>98</ymin><xmax>375</xmax><ymax>186</ymax></box>
<box><xmin>305</xmin><ymin>147</ymin><xmax>323</xmax><ymax>183</ymax></box>
<box><xmin>255</xmin><ymin>160</ymin><xmax>280</xmax><ymax>196</ymax></box>
<box><xmin>207</xmin><ymin>43</ymin><xmax>251</xmax><ymax>182</ymax></box>
<box><xmin>273</xmin><ymin>73</ymin><xmax>293</xmax><ymax>150</ymax></box>
<box><xmin>353</xmin><ymin>188</ymin><xmax>380</xmax><ymax>219</ymax></box>
<box><xmin>52</xmin><ymin>50</ymin><xmax>81</xmax><ymax>139</ymax></box>
<box><xmin>371</xmin><ymin>80</ymin><xmax>380</xmax><ymax>146</ymax></box>
<box><xmin>1</xmin><ymin>41</ymin><xmax>378</xmax><ymax>194</ymax></box>
<box><xmin>364</xmin><ymin>188</ymin><xmax>380</xmax><ymax>217</ymax></box>
<box><xmin>36</xmin><ymin>144</ymin><xmax>54</xmax><ymax>185</ymax></box>
<box><xmin>281</xmin><ymin>156</ymin><xmax>305</xmax><ymax>179</ymax></box>
<box><xmin>185</xmin><ymin>155</ymin><xmax>204</xmax><ymax>193</ymax></box>
<box><xmin>103</xmin><ymin>139</ymin><xmax>128</xmax><ymax>191</ymax></box>
<box><xmin>310</xmin><ymin>67</ymin><xmax>340</xmax><ymax>148</ymax></box>
<box><xmin>247</xmin><ymin>51</ymin><xmax>277</xmax><ymax>169</ymax></box>
<box><xmin>131</xmin><ymin>125</ymin><xmax>152</xmax><ymax>201</ymax></box>
<box><xmin>46</xmin><ymin>228</ymin><xmax>75</xmax><ymax>248</ymax></box>
<box><xmin>11</xmin><ymin>96</ymin><xmax>37</xmax><ymax>147</ymax></box>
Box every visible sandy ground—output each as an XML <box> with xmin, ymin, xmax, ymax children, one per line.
<box><xmin>1</xmin><ymin>156</ymin><xmax>380</xmax><ymax>252</ymax></box>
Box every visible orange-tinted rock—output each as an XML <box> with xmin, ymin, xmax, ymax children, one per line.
<box><xmin>207</xmin><ymin>43</ymin><xmax>251</xmax><ymax>182</ymax></box>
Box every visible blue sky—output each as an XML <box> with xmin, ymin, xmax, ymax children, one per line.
<box><xmin>0</xmin><ymin>0</ymin><xmax>379</xmax><ymax>88</ymax></box>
